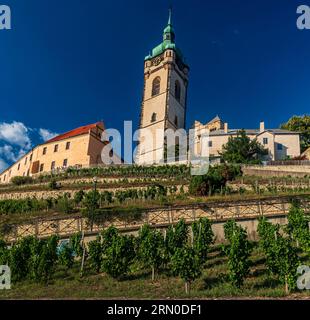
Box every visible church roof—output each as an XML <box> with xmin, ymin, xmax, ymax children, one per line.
<box><xmin>46</xmin><ymin>121</ymin><xmax>104</xmax><ymax>144</ymax></box>
<box><xmin>207</xmin><ymin>115</ymin><xmax>222</xmax><ymax>125</ymax></box>
<box><xmin>145</xmin><ymin>9</ymin><xmax>187</xmax><ymax>66</ymax></box>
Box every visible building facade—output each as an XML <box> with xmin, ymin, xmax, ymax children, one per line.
<box><xmin>0</xmin><ymin>122</ymin><xmax>120</xmax><ymax>184</ymax></box>
<box><xmin>194</xmin><ymin>117</ymin><xmax>301</xmax><ymax>161</ymax></box>
<box><xmin>136</xmin><ymin>10</ymin><xmax>189</xmax><ymax>165</ymax></box>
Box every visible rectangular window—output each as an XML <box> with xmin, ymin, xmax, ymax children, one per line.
<box><xmin>66</xmin><ymin>142</ymin><xmax>71</xmax><ymax>150</ymax></box>
<box><xmin>263</xmin><ymin>138</ymin><xmax>268</xmax><ymax>145</ymax></box>
<box><xmin>51</xmin><ymin>161</ymin><xmax>56</xmax><ymax>170</ymax></box>
<box><xmin>17</xmin><ymin>163</ymin><xmax>20</xmax><ymax>171</ymax></box>
<box><xmin>63</xmin><ymin>159</ymin><xmax>68</xmax><ymax>167</ymax></box>
<box><xmin>209</xmin><ymin>141</ymin><xmax>213</xmax><ymax>147</ymax></box>
<box><xmin>40</xmin><ymin>164</ymin><xmax>44</xmax><ymax>172</ymax></box>
<box><xmin>24</xmin><ymin>157</ymin><xmax>27</xmax><ymax>165</ymax></box>
<box><xmin>30</xmin><ymin>154</ymin><xmax>33</xmax><ymax>161</ymax></box>
<box><xmin>43</xmin><ymin>147</ymin><xmax>47</xmax><ymax>155</ymax></box>
<box><xmin>54</xmin><ymin>144</ymin><xmax>59</xmax><ymax>152</ymax></box>
<box><xmin>277</xmin><ymin>144</ymin><xmax>283</xmax><ymax>150</ymax></box>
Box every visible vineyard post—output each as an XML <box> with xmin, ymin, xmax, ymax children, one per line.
<box><xmin>80</xmin><ymin>231</ymin><xmax>86</xmax><ymax>277</ymax></box>
<box><xmin>190</xmin><ymin>226</ymin><xmax>194</xmax><ymax>248</ymax></box>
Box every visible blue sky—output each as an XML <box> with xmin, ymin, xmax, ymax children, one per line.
<box><xmin>0</xmin><ymin>0</ymin><xmax>309</xmax><ymax>170</ymax></box>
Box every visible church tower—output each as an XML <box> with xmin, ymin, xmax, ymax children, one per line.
<box><xmin>136</xmin><ymin>10</ymin><xmax>189</xmax><ymax>164</ymax></box>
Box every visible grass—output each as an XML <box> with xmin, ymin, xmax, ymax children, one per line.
<box><xmin>1</xmin><ymin>244</ymin><xmax>310</xmax><ymax>300</ymax></box>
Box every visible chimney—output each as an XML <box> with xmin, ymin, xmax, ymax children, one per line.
<box><xmin>224</xmin><ymin>123</ymin><xmax>228</xmax><ymax>133</ymax></box>
<box><xmin>260</xmin><ymin>121</ymin><xmax>265</xmax><ymax>133</ymax></box>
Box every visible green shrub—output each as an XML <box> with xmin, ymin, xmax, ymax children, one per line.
<box><xmin>11</xmin><ymin>176</ymin><xmax>33</xmax><ymax>186</ymax></box>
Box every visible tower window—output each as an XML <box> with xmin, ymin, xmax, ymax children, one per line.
<box><xmin>152</xmin><ymin>77</ymin><xmax>161</xmax><ymax>97</ymax></box>
<box><xmin>174</xmin><ymin>116</ymin><xmax>178</xmax><ymax>127</ymax></box>
<box><xmin>151</xmin><ymin>113</ymin><xmax>157</xmax><ymax>123</ymax></box>
<box><xmin>175</xmin><ymin>80</ymin><xmax>181</xmax><ymax>102</ymax></box>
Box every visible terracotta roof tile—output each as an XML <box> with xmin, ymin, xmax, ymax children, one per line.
<box><xmin>46</xmin><ymin>121</ymin><xmax>104</xmax><ymax>144</ymax></box>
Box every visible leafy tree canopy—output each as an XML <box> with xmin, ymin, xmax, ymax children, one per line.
<box><xmin>221</xmin><ymin>129</ymin><xmax>267</xmax><ymax>164</ymax></box>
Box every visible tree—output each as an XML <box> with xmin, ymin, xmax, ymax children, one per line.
<box><xmin>165</xmin><ymin>219</ymin><xmax>189</xmax><ymax>257</ymax></box>
<box><xmin>0</xmin><ymin>239</ymin><xmax>9</xmax><ymax>266</ymax></box>
<box><xmin>223</xmin><ymin>220</ymin><xmax>252</xmax><ymax>288</ymax></box>
<box><xmin>9</xmin><ymin>236</ymin><xmax>34</xmax><ymax>282</ymax></box>
<box><xmin>273</xmin><ymin>236</ymin><xmax>299</xmax><ymax>294</ymax></box>
<box><xmin>189</xmin><ymin>165</ymin><xmax>241</xmax><ymax>196</ymax></box>
<box><xmin>286</xmin><ymin>202</ymin><xmax>310</xmax><ymax>251</ymax></box>
<box><xmin>102</xmin><ymin>234</ymin><xmax>135</xmax><ymax>279</ymax></box>
<box><xmin>88</xmin><ymin>236</ymin><xmax>103</xmax><ymax>273</ymax></box>
<box><xmin>136</xmin><ymin>225</ymin><xmax>164</xmax><ymax>281</ymax></box>
<box><xmin>70</xmin><ymin>233</ymin><xmax>83</xmax><ymax>258</ymax></box>
<box><xmin>192</xmin><ymin>218</ymin><xmax>214</xmax><ymax>263</ymax></box>
<box><xmin>37</xmin><ymin>235</ymin><xmax>59</xmax><ymax>284</ymax></box>
<box><xmin>281</xmin><ymin>115</ymin><xmax>310</xmax><ymax>152</ymax></box>
<box><xmin>257</xmin><ymin>217</ymin><xmax>281</xmax><ymax>275</ymax></box>
<box><xmin>221</xmin><ymin>130</ymin><xmax>267</xmax><ymax>164</ymax></box>
<box><xmin>58</xmin><ymin>244</ymin><xmax>74</xmax><ymax>272</ymax></box>
<box><xmin>83</xmin><ymin>190</ymin><xmax>100</xmax><ymax>231</ymax></box>
<box><xmin>74</xmin><ymin>190</ymin><xmax>85</xmax><ymax>206</ymax></box>
<box><xmin>257</xmin><ymin>217</ymin><xmax>300</xmax><ymax>294</ymax></box>
<box><xmin>171</xmin><ymin>246</ymin><xmax>202</xmax><ymax>294</ymax></box>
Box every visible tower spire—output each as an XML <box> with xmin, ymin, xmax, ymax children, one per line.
<box><xmin>163</xmin><ymin>6</ymin><xmax>175</xmax><ymax>42</ymax></box>
<box><xmin>168</xmin><ymin>6</ymin><xmax>172</xmax><ymax>25</ymax></box>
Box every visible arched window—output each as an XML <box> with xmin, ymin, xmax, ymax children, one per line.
<box><xmin>152</xmin><ymin>77</ymin><xmax>161</xmax><ymax>96</ymax></box>
<box><xmin>151</xmin><ymin>112</ymin><xmax>157</xmax><ymax>123</ymax></box>
<box><xmin>175</xmin><ymin>80</ymin><xmax>181</xmax><ymax>102</ymax></box>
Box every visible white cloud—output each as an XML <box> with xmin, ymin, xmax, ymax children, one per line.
<box><xmin>0</xmin><ymin>121</ymin><xmax>58</xmax><ymax>170</ymax></box>
<box><xmin>39</xmin><ymin>128</ymin><xmax>58</xmax><ymax>142</ymax></box>
<box><xmin>0</xmin><ymin>159</ymin><xmax>8</xmax><ymax>173</ymax></box>
<box><xmin>0</xmin><ymin>145</ymin><xmax>17</xmax><ymax>162</ymax></box>
<box><xmin>0</xmin><ymin>121</ymin><xmax>31</xmax><ymax>149</ymax></box>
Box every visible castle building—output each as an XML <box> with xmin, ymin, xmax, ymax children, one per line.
<box><xmin>0</xmin><ymin>122</ymin><xmax>120</xmax><ymax>184</ymax></box>
<box><xmin>136</xmin><ymin>10</ymin><xmax>189</xmax><ymax>164</ymax></box>
<box><xmin>194</xmin><ymin>117</ymin><xmax>301</xmax><ymax>161</ymax></box>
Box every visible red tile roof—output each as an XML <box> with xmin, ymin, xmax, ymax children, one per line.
<box><xmin>46</xmin><ymin>121</ymin><xmax>104</xmax><ymax>144</ymax></box>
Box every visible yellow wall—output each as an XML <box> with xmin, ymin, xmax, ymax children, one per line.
<box><xmin>0</xmin><ymin>125</ymin><xmax>111</xmax><ymax>183</ymax></box>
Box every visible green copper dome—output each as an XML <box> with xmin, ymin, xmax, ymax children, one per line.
<box><xmin>144</xmin><ymin>9</ymin><xmax>187</xmax><ymax>66</ymax></box>
<box><xmin>163</xmin><ymin>24</ymin><xmax>174</xmax><ymax>34</ymax></box>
